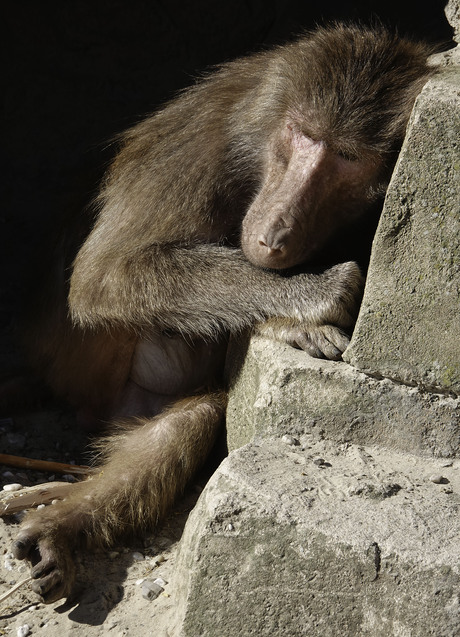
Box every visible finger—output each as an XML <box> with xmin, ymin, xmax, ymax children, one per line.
<box><xmin>12</xmin><ymin>535</ymin><xmax>35</xmax><ymax>560</ymax></box>
<box><xmin>322</xmin><ymin>326</ymin><xmax>350</xmax><ymax>354</ymax></box>
<box><xmin>31</xmin><ymin>558</ymin><xmax>55</xmax><ymax>580</ymax></box>
<box><xmin>319</xmin><ymin>339</ymin><xmax>342</xmax><ymax>360</ymax></box>
<box><xmin>294</xmin><ymin>335</ymin><xmax>324</xmax><ymax>358</ymax></box>
<box><xmin>31</xmin><ymin>572</ymin><xmax>68</xmax><ymax>604</ymax></box>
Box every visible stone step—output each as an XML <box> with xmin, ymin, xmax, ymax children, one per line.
<box><xmin>226</xmin><ymin>336</ymin><xmax>460</xmax><ymax>457</ymax></box>
<box><xmin>174</xmin><ymin>437</ymin><xmax>460</xmax><ymax>636</ymax></box>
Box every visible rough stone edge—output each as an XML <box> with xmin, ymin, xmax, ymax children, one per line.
<box><xmin>343</xmin><ymin>65</ymin><xmax>460</xmax><ymax>395</ymax></box>
<box><xmin>226</xmin><ymin>335</ymin><xmax>460</xmax><ymax>457</ymax></box>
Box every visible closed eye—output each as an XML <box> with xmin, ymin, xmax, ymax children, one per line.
<box><xmin>337</xmin><ymin>149</ymin><xmax>359</xmax><ymax>162</ymax></box>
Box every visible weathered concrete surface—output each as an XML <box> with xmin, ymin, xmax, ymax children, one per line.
<box><xmin>226</xmin><ymin>335</ymin><xmax>460</xmax><ymax>456</ymax></box>
<box><xmin>173</xmin><ymin>438</ymin><xmax>460</xmax><ymax>637</ymax></box>
<box><xmin>446</xmin><ymin>0</ymin><xmax>460</xmax><ymax>42</ymax></box>
<box><xmin>343</xmin><ymin>69</ymin><xmax>460</xmax><ymax>395</ymax></box>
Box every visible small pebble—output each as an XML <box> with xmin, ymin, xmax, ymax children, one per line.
<box><xmin>62</xmin><ymin>474</ymin><xmax>77</xmax><ymax>483</ymax></box>
<box><xmin>227</xmin><ymin>523</ymin><xmax>234</xmax><ymax>531</ymax></box>
<box><xmin>141</xmin><ymin>579</ymin><xmax>164</xmax><ymax>601</ymax></box>
<box><xmin>282</xmin><ymin>434</ymin><xmax>300</xmax><ymax>446</ymax></box>
<box><xmin>109</xmin><ymin>551</ymin><xmax>120</xmax><ymax>559</ymax></box>
<box><xmin>37</xmin><ymin>504</ymin><xmax>46</xmax><ymax>510</ymax></box>
<box><xmin>313</xmin><ymin>458</ymin><xmax>325</xmax><ymax>466</ymax></box>
<box><xmin>17</xmin><ymin>625</ymin><xmax>30</xmax><ymax>637</ymax></box>
<box><xmin>3</xmin><ymin>483</ymin><xmax>23</xmax><ymax>492</ymax></box>
<box><xmin>2</xmin><ymin>471</ymin><xmax>15</xmax><ymax>480</ymax></box>
<box><xmin>132</xmin><ymin>551</ymin><xmax>144</xmax><ymax>561</ymax></box>
<box><xmin>429</xmin><ymin>474</ymin><xmax>447</xmax><ymax>484</ymax></box>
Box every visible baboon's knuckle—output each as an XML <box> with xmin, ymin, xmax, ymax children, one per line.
<box><xmin>12</xmin><ymin>537</ymin><xmax>33</xmax><ymax>560</ymax></box>
<box><xmin>32</xmin><ymin>573</ymin><xmax>67</xmax><ymax>603</ymax></box>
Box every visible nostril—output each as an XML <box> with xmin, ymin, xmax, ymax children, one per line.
<box><xmin>258</xmin><ymin>235</ymin><xmax>284</xmax><ymax>252</ymax></box>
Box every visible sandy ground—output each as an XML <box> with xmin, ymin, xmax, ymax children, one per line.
<box><xmin>0</xmin><ymin>407</ymin><xmax>200</xmax><ymax>637</ymax></box>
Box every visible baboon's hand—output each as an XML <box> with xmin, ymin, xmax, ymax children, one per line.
<box><xmin>283</xmin><ymin>323</ymin><xmax>350</xmax><ymax>360</ymax></box>
<box><xmin>320</xmin><ymin>261</ymin><xmax>364</xmax><ymax>328</ymax></box>
<box><xmin>255</xmin><ymin>319</ymin><xmax>350</xmax><ymax>360</ymax></box>
<box><xmin>12</xmin><ymin>493</ymin><xmax>84</xmax><ymax>604</ymax></box>
<box><xmin>289</xmin><ymin>261</ymin><xmax>364</xmax><ymax>329</ymax></box>
<box><xmin>13</xmin><ymin>518</ymin><xmax>75</xmax><ymax>603</ymax></box>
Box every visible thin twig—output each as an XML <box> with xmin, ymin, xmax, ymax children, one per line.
<box><xmin>0</xmin><ymin>453</ymin><xmax>90</xmax><ymax>476</ymax></box>
<box><xmin>0</xmin><ymin>577</ymin><xmax>33</xmax><ymax>605</ymax></box>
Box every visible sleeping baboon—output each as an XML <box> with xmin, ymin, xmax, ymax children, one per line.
<box><xmin>11</xmin><ymin>24</ymin><xmax>433</xmax><ymax>602</ymax></box>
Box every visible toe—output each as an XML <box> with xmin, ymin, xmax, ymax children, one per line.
<box><xmin>12</xmin><ymin>535</ymin><xmax>35</xmax><ymax>560</ymax></box>
<box><xmin>31</xmin><ymin>570</ymin><xmax>68</xmax><ymax>604</ymax></box>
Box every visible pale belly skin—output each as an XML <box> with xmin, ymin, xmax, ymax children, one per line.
<box><xmin>111</xmin><ymin>331</ymin><xmax>228</xmax><ymax>419</ymax></box>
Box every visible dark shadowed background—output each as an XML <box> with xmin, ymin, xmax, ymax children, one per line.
<box><xmin>1</xmin><ymin>0</ymin><xmax>453</xmax><ymax>379</ymax></box>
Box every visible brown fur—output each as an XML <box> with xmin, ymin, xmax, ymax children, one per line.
<box><xmin>12</xmin><ymin>24</ymin><xmax>433</xmax><ymax>603</ymax></box>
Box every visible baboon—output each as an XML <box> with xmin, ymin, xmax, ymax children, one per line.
<box><xmin>11</xmin><ymin>24</ymin><xmax>433</xmax><ymax>602</ymax></box>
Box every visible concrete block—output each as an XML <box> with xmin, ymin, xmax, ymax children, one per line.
<box><xmin>343</xmin><ymin>69</ymin><xmax>460</xmax><ymax>395</ymax></box>
<box><xmin>226</xmin><ymin>336</ymin><xmax>460</xmax><ymax>457</ymax></box>
<box><xmin>445</xmin><ymin>0</ymin><xmax>460</xmax><ymax>41</ymax></box>
<box><xmin>173</xmin><ymin>439</ymin><xmax>460</xmax><ymax>637</ymax></box>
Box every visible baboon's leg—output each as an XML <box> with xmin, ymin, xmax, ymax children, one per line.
<box><xmin>13</xmin><ymin>392</ymin><xmax>227</xmax><ymax>603</ymax></box>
